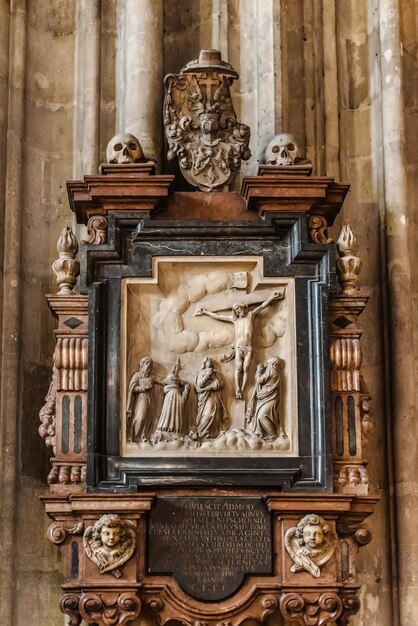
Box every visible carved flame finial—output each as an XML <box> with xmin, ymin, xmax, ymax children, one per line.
<box><xmin>52</xmin><ymin>226</ymin><xmax>80</xmax><ymax>295</ymax></box>
<box><xmin>163</xmin><ymin>49</ymin><xmax>251</xmax><ymax>191</ymax></box>
<box><xmin>336</xmin><ymin>225</ymin><xmax>362</xmax><ymax>294</ymax></box>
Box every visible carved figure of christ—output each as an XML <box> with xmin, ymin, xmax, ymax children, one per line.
<box><xmin>195</xmin><ymin>291</ymin><xmax>283</xmax><ymax>399</ymax></box>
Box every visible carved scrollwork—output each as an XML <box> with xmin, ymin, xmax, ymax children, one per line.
<box><xmin>60</xmin><ymin>593</ymin><xmax>82</xmax><ymax>626</ymax></box>
<box><xmin>280</xmin><ymin>592</ymin><xmax>342</xmax><ymax>625</ymax></box>
<box><xmin>84</xmin><ymin>215</ymin><xmax>108</xmax><ymax>245</ymax></box>
<box><xmin>79</xmin><ymin>592</ymin><xmax>141</xmax><ymax>626</ymax></box>
<box><xmin>336</xmin><ymin>593</ymin><xmax>361</xmax><ymax>625</ymax></box>
<box><xmin>38</xmin><ymin>366</ymin><xmax>56</xmax><ymax>450</ymax></box>
<box><xmin>47</xmin><ymin>520</ymin><xmax>84</xmax><ymax>544</ymax></box>
<box><xmin>308</xmin><ymin>215</ymin><xmax>333</xmax><ymax>245</ymax></box>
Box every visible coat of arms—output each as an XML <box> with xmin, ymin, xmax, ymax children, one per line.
<box><xmin>164</xmin><ymin>49</ymin><xmax>251</xmax><ymax>191</ymax></box>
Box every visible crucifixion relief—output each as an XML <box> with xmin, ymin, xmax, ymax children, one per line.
<box><xmin>195</xmin><ymin>289</ymin><xmax>285</xmax><ymax>399</ymax></box>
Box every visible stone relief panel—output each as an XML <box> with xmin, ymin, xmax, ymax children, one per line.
<box><xmin>120</xmin><ymin>257</ymin><xmax>298</xmax><ymax>457</ymax></box>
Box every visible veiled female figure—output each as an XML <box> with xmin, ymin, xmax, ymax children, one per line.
<box><xmin>246</xmin><ymin>357</ymin><xmax>285</xmax><ymax>438</ymax></box>
<box><xmin>152</xmin><ymin>359</ymin><xmax>190</xmax><ymax>440</ymax></box>
<box><xmin>195</xmin><ymin>357</ymin><xmax>228</xmax><ymax>438</ymax></box>
<box><xmin>126</xmin><ymin>356</ymin><xmax>160</xmax><ymax>442</ymax></box>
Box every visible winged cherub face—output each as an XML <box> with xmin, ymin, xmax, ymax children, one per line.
<box><xmin>100</xmin><ymin>523</ymin><xmax>121</xmax><ymax>549</ymax></box>
<box><xmin>302</xmin><ymin>523</ymin><xmax>324</xmax><ymax>549</ymax></box>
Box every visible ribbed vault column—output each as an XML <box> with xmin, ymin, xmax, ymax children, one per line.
<box><xmin>72</xmin><ymin>0</ymin><xmax>101</xmax><ymax>178</ymax></box>
<box><xmin>116</xmin><ymin>0</ymin><xmax>164</xmax><ymax>165</ymax></box>
<box><xmin>379</xmin><ymin>0</ymin><xmax>417</xmax><ymax>624</ymax></box>
<box><xmin>0</xmin><ymin>2</ymin><xmax>26</xmax><ymax>624</ymax></box>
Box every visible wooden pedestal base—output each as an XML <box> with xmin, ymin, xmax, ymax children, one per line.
<box><xmin>42</xmin><ymin>492</ymin><xmax>376</xmax><ymax>626</ymax></box>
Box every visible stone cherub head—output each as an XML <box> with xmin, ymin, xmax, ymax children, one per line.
<box><xmin>83</xmin><ymin>513</ymin><xmax>136</xmax><ymax>578</ymax></box>
<box><xmin>284</xmin><ymin>514</ymin><xmax>336</xmax><ymax>578</ymax></box>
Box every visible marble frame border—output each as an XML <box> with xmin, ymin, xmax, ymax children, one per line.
<box><xmin>83</xmin><ymin>211</ymin><xmax>335</xmax><ymax>491</ymax></box>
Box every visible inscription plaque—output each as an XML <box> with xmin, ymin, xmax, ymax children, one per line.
<box><xmin>148</xmin><ymin>497</ymin><xmax>272</xmax><ymax>601</ymax></box>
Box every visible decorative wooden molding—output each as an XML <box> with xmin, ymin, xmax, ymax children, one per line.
<box><xmin>47</xmin><ymin>461</ymin><xmax>86</xmax><ymax>487</ymax></box>
<box><xmin>42</xmin><ymin>493</ymin><xmax>376</xmax><ymax>626</ymax></box>
<box><xmin>143</xmin><ymin>585</ymin><xmax>280</xmax><ymax>626</ymax></box>
<box><xmin>336</xmin><ymin>592</ymin><xmax>361</xmax><ymax>625</ymax></box>
<box><xmin>41</xmin><ymin>294</ymin><xmax>88</xmax><ymax>490</ymax></box>
<box><xmin>240</xmin><ymin>174</ymin><xmax>349</xmax><ymax>230</ymax></box>
<box><xmin>79</xmin><ymin>591</ymin><xmax>141</xmax><ymax>626</ymax></box>
<box><xmin>47</xmin><ymin>520</ymin><xmax>84</xmax><ymax>544</ymax></box>
<box><xmin>329</xmin><ymin>289</ymin><xmax>370</xmax><ymax>495</ymax></box>
<box><xmin>60</xmin><ymin>593</ymin><xmax>82</xmax><ymax>626</ymax></box>
<box><xmin>279</xmin><ymin>591</ymin><xmax>343</xmax><ymax>625</ymax></box>
<box><xmin>60</xmin><ymin>591</ymin><xmax>141</xmax><ymax>626</ymax></box>
<box><xmin>67</xmin><ymin>166</ymin><xmax>175</xmax><ymax>225</ymax></box>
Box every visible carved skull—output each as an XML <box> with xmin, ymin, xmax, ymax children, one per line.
<box><xmin>106</xmin><ymin>133</ymin><xmax>144</xmax><ymax>164</ymax></box>
<box><xmin>264</xmin><ymin>133</ymin><xmax>299</xmax><ymax>166</ymax></box>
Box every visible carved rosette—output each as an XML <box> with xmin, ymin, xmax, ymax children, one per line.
<box><xmin>280</xmin><ymin>592</ymin><xmax>343</xmax><ymax>625</ymax></box>
<box><xmin>164</xmin><ymin>49</ymin><xmax>251</xmax><ymax>191</ymax></box>
<box><xmin>52</xmin><ymin>226</ymin><xmax>80</xmax><ymax>294</ymax></box>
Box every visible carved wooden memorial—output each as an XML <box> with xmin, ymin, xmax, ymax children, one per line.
<box><xmin>40</xmin><ymin>50</ymin><xmax>377</xmax><ymax>626</ymax></box>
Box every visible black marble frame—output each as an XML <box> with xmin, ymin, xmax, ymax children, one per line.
<box><xmin>82</xmin><ymin>210</ymin><xmax>336</xmax><ymax>491</ymax></box>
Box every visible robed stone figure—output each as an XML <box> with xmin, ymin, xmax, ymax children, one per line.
<box><xmin>195</xmin><ymin>357</ymin><xmax>228</xmax><ymax>438</ymax></box>
<box><xmin>246</xmin><ymin>357</ymin><xmax>285</xmax><ymax>438</ymax></box>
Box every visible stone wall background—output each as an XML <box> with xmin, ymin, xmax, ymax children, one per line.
<box><xmin>0</xmin><ymin>1</ymin><xmax>416</xmax><ymax>624</ymax></box>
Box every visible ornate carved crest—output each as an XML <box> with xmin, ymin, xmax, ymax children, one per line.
<box><xmin>284</xmin><ymin>514</ymin><xmax>337</xmax><ymax>577</ymax></box>
<box><xmin>164</xmin><ymin>49</ymin><xmax>251</xmax><ymax>191</ymax></box>
<box><xmin>83</xmin><ymin>514</ymin><xmax>136</xmax><ymax>578</ymax></box>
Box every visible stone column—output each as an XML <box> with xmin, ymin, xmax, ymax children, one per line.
<box><xmin>73</xmin><ymin>0</ymin><xmax>101</xmax><ymax>178</ymax></box>
<box><xmin>0</xmin><ymin>3</ymin><xmax>27</xmax><ymax>624</ymax></box>
<box><xmin>116</xmin><ymin>0</ymin><xmax>164</xmax><ymax>165</ymax></box>
<box><xmin>379</xmin><ymin>1</ymin><xmax>417</xmax><ymax>624</ymax></box>
<box><xmin>0</xmin><ymin>0</ymin><xmax>10</xmax><ymax>336</ymax></box>
<box><xmin>229</xmin><ymin>0</ymin><xmax>282</xmax><ymax>178</ymax></box>
<box><xmin>334</xmin><ymin>3</ymin><xmax>396</xmax><ymax>624</ymax></box>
